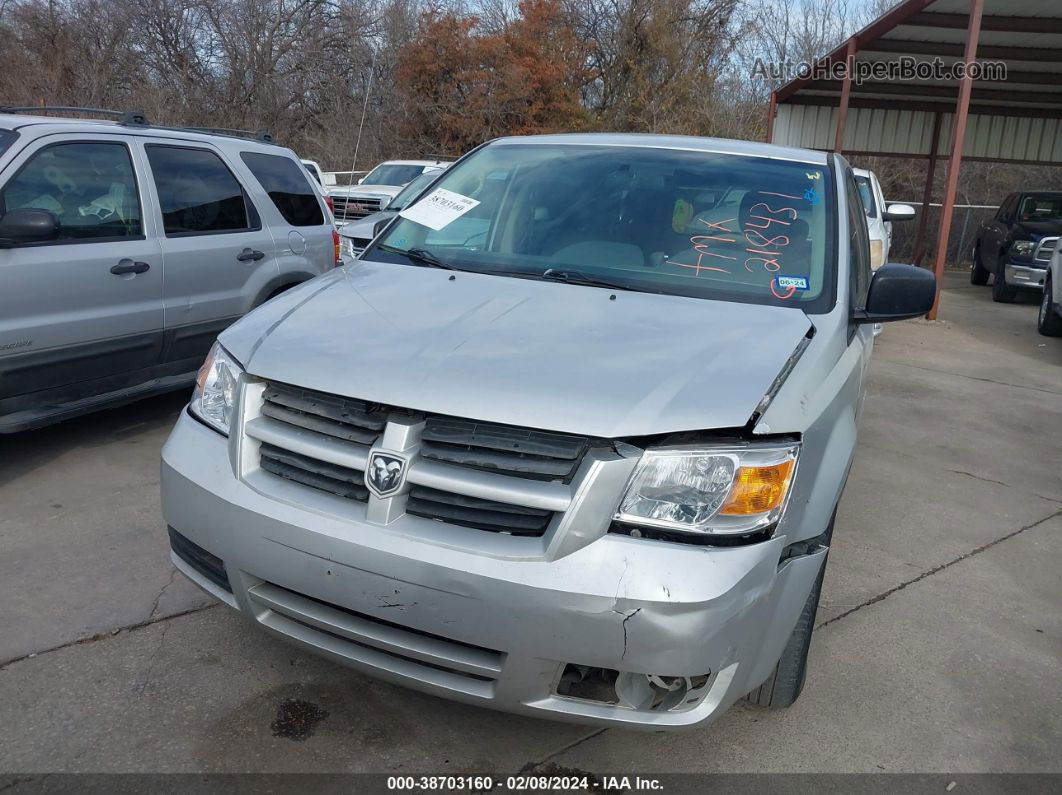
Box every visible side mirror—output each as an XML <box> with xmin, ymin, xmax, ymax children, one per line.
<box><xmin>357</xmin><ymin>177</ymin><xmax>365</xmax><ymax>185</ymax></box>
<box><xmin>855</xmin><ymin>263</ymin><xmax>936</xmax><ymax>324</ymax></box>
<box><xmin>0</xmin><ymin>208</ymin><xmax>60</xmax><ymax>247</ymax></box>
<box><xmin>882</xmin><ymin>203</ymin><xmax>916</xmax><ymax>222</ymax></box>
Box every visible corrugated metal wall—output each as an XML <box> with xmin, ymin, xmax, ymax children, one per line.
<box><xmin>773</xmin><ymin>104</ymin><xmax>1062</xmax><ymax>163</ymax></box>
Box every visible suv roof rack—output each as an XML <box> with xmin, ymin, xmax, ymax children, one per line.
<box><xmin>178</xmin><ymin>126</ymin><xmax>274</xmax><ymax>143</ymax></box>
<box><xmin>0</xmin><ymin>106</ymin><xmax>149</xmax><ymax>126</ymax></box>
<box><xmin>0</xmin><ymin>106</ymin><xmax>276</xmax><ymax>144</ymax></box>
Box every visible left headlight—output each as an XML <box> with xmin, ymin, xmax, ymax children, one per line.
<box><xmin>189</xmin><ymin>342</ymin><xmax>243</xmax><ymax>436</ymax></box>
<box><xmin>614</xmin><ymin>443</ymin><xmax>799</xmax><ymax>537</ymax></box>
<box><xmin>1011</xmin><ymin>240</ymin><xmax>1036</xmax><ymax>259</ymax></box>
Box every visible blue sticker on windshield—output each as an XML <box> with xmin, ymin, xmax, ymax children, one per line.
<box><xmin>776</xmin><ymin>276</ymin><xmax>809</xmax><ymax>291</ymax></box>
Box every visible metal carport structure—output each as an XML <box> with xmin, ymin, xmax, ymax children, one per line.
<box><xmin>767</xmin><ymin>0</ymin><xmax>1062</xmax><ymax>317</ymax></box>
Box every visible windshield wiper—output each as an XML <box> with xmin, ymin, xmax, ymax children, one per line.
<box><xmin>376</xmin><ymin>244</ymin><xmax>457</xmax><ymax>270</ymax></box>
<box><xmin>539</xmin><ymin>268</ymin><xmax>641</xmax><ymax>292</ymax></box>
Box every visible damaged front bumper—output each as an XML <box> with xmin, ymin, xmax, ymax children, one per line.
<box><xmin>161</xmin><ymin>410</ymin><xmax>827</xmax><ymax>731</ymax></box>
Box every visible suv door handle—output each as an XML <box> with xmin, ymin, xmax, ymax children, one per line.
<box><xmin>110</xmin><ymin>259</ymin><xmax>150</xmax><ymax>275</ymax></box>
<box><xmin>237</xmin><ymin>248</ymin><xmax>265</xmax><ymax>262</ymax></box>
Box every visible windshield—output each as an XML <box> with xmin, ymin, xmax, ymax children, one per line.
<box><xmin>387</xmin><ymin>170</ymin><xmax>440</xmax><ymax>210</ymax></box>
<box><xmin>1018</xmin><ymin>195</ymin><xmax>1062</xmax><ymax>222</ymax></box>
<box><xmin>854</xmin><ymin>175</ymin><xmax>877</xmax><ymax>219</ymax></box>
<box><xmin>370</xmin><ymin>143</ymin><xmax>836</xmax><ymax>312</ymax></box>
<box><xmin>363</xmin><ymin>164</ymin><xmax>425</xmax><ymax>186</ymax></box>
<box><xmin>302</xmin><ymin>163</ymin><xmax>320</xmax><ymax>183</ymax></box>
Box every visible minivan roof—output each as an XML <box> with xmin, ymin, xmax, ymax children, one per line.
<box><xmin>489</xmin><ymin>132</ymin><xmax>829</xmax><ymax>166</ymax></box>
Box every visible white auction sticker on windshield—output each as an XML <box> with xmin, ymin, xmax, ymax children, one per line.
<box><xmin>399</xmin><ymin>189</ymin><xmax>479</xmax><ymax>231</ymax></box>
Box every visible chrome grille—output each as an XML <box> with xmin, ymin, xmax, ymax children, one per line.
<box><xmin>406</xmin><ymin>485</ymin><xmax>554</xmax><ymax>536</ymax></box>
<box><xmin>261</xmin><ymin>383</ymin><xmax>387</xmax><ymax>445</ymax></box>
<box><xmin>331</xmin><ymin>195</ymin><xmax>383</xmax><ymax>222</ymax></box>
<box><xmin>260</xmin><ymin>444</ymin><xmax>370</xmax><ymax>502</ymax></box>
<box><xmin>1035</xmin><ymin>237</ymin><xmax>1057</xmax><ymax>262</ymax></box>
<box><xmin>244</xmin><ymin>380</ymin><xmax>601</xmax><ymax>539</ymax></box>
<box><xmin>421</xmin><ymin>417</ymin><xmax>588</xmax><ymax>482</ymax></box>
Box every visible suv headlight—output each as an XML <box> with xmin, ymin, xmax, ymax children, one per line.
<box><xmin>189</xmin><ymin>343</ymin><xmax>243</xmax><ymax>435</ymax></box>
<box><xmin>1011</xmin><ymin>240</ymin><xmax>1036</xmax><ymax>259</ymax></box>
<box><xmin>614</xmin><ymin>443</ymin><xmax>799</xmax><ymax>536</ymax></box>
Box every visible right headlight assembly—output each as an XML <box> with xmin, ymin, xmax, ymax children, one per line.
<box><xmin>189</xmin><ymin>342</ymin><xmax>243</xmax><ymax>436</ymax></box>
<box><xmin>1011</xmin><ymin>240</ymin><xmax>1036</xmax><ymax>259</ymax></box>
<box><xmin>614</xmin><ymin>443</ymin><xmax>799</xmax><ymax>537</ymax></box>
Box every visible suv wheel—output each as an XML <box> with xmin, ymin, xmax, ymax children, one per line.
<box><xmin>1039</xmin><ymin>277</ymin><xmax>1062</xmax><ymax>336</ymax></box>
<box><xmin>991</xmin><ymin>270</ymin><xmax>1018</xmax><ymax>303</ymax></box>
<box><xmin>970</xmin><ymin>248</ymin><xmax>989</xmax><ymax>285</ymax></box>
<box><xmin>746</xmin><ymin>513</ymin><xmax>834</xmax><ymax>709</ymax></box>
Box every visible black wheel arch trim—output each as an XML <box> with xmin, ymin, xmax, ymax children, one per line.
<box><xmin>253</xmin><ymin>272</ymin><xmax>317</xmax><ymax>306</ymax></box>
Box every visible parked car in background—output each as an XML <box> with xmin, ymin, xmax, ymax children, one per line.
<box><xmin>338</xmin><ymin>169</ymin><xmax>442</xmax><ymax>261</ymax></box>
<box><xmin>328</xmin><ymin>159</ymin><xmax>450</xmax><ymax>225</ymax></box>
<box><xmin>162</xmin><ymin>133</ymin><xmax>936</xmax><ymax>731</ymax></box>
<box><xmin>853</xmin><ymin>167</ymin><xmax>915</xmax><ymax>270</ymax></box>
<box><xmin>1041</xmin><ymin>243</ymin><xmax>1062</xmax><ymax>336</ymax></box>
<box><xmin>0</xmin><ymin>108</ymin><xmax>339</xmax><ymax>433</ymax></box>
<box><xmin>972</xmin><ymin>191</ymin><xmax>1058</xmax><ymax>302</ymax></box>
<box><xmin>300</xmin><ymin>159</ymin><xmax>324</xmax><ymax>185</ymax></box>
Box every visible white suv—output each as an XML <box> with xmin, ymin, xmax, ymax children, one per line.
<box><xmin>0</xmin><ymin>107</ymin><xmax>339</xmax><ymax>432</ymax></box>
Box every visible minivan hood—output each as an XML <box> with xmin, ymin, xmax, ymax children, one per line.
<box><xmin>223</xmin><ymin>262</ymin><xmax>813</xmax><ymax>438</ymax></box>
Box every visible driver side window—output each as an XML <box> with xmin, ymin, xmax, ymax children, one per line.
<box><xmin>0</xmin><ymin>141</ymin><xmax>142</xmax><ymax>242</ymax></box>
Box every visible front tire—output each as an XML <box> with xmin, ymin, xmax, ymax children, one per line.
<box><xmin>1039</xmin><ymin>276</ymin><xmax>1062</xmax><ymax>336</ymax></box>
<box><xmin>971</xmin><ymin>248</ymin><xmax>989</xmax><ymax>285</ymax></box>
<box><xmin>746</xmin><ymin>514</ymin><xmax>834</xmax><ymax>709</ymax></box>
<box><xmin>992</xmin><ymin>269</ymin><xmax>1018</xmax><ymax>303</ymax></box>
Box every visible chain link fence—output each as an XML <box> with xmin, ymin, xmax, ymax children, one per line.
<box><xmin>889</xmin><ymin>202</ymin><xmax>1000</xmax><ymax>267</ymax></box>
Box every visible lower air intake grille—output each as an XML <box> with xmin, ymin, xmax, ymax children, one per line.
<box><xmin>168</xmin><ymin>527</ymin><xmax>231</xmax><ymax>593</ymax></box>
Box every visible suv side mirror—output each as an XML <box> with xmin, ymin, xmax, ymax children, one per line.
<box><xmin>882</xmin><ymin>203</ymin><xmax>916</xmax><ymax>222</ymax></box>
<box><xmin>855</xmin><ymin>263</ymin><xmax>936</xmax><ymax>324</ymax></box>
<box><xmin>0</xmin><ymin>208</ymin><xmax>60</xmax><ymax>247</ymax></box>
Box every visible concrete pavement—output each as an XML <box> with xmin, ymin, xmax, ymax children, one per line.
<box><xmin>1</xmin><ymin>273</ymin><xmax>1059</xmax><ymax>774</ymax></box>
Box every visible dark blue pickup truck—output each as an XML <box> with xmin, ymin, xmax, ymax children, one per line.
<box><xmin>972</xmin><ymin>191</ymin><xmax>1060</xmax><ymax>302</ymax></box>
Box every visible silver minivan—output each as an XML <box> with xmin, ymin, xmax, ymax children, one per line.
<box><xmin>0</xmin><ymin>109</ymin><xmax>338</xmax><ymax>433</ymax></box>
<box><xmin>160</xmin><ymin>134</ymin><xmax>935</xmax><ymax>731</ymax></box>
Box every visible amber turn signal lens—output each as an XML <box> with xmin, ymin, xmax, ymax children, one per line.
<box><xmin>719</xmin><ymin>459</ymin><xmax>795</xmax><ymax>515</ymax></box>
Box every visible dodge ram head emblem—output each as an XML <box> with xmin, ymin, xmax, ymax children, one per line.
<box><xmin>366</xmin><ymin>451</ymin><xmax>407</xmax><ymax>497</ymax></box>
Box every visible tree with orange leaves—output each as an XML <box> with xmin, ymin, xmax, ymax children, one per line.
<box><xmin>396</xmin><ymin>0</ymin><xmax>593</xmax><ymax>156</ymax></box>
